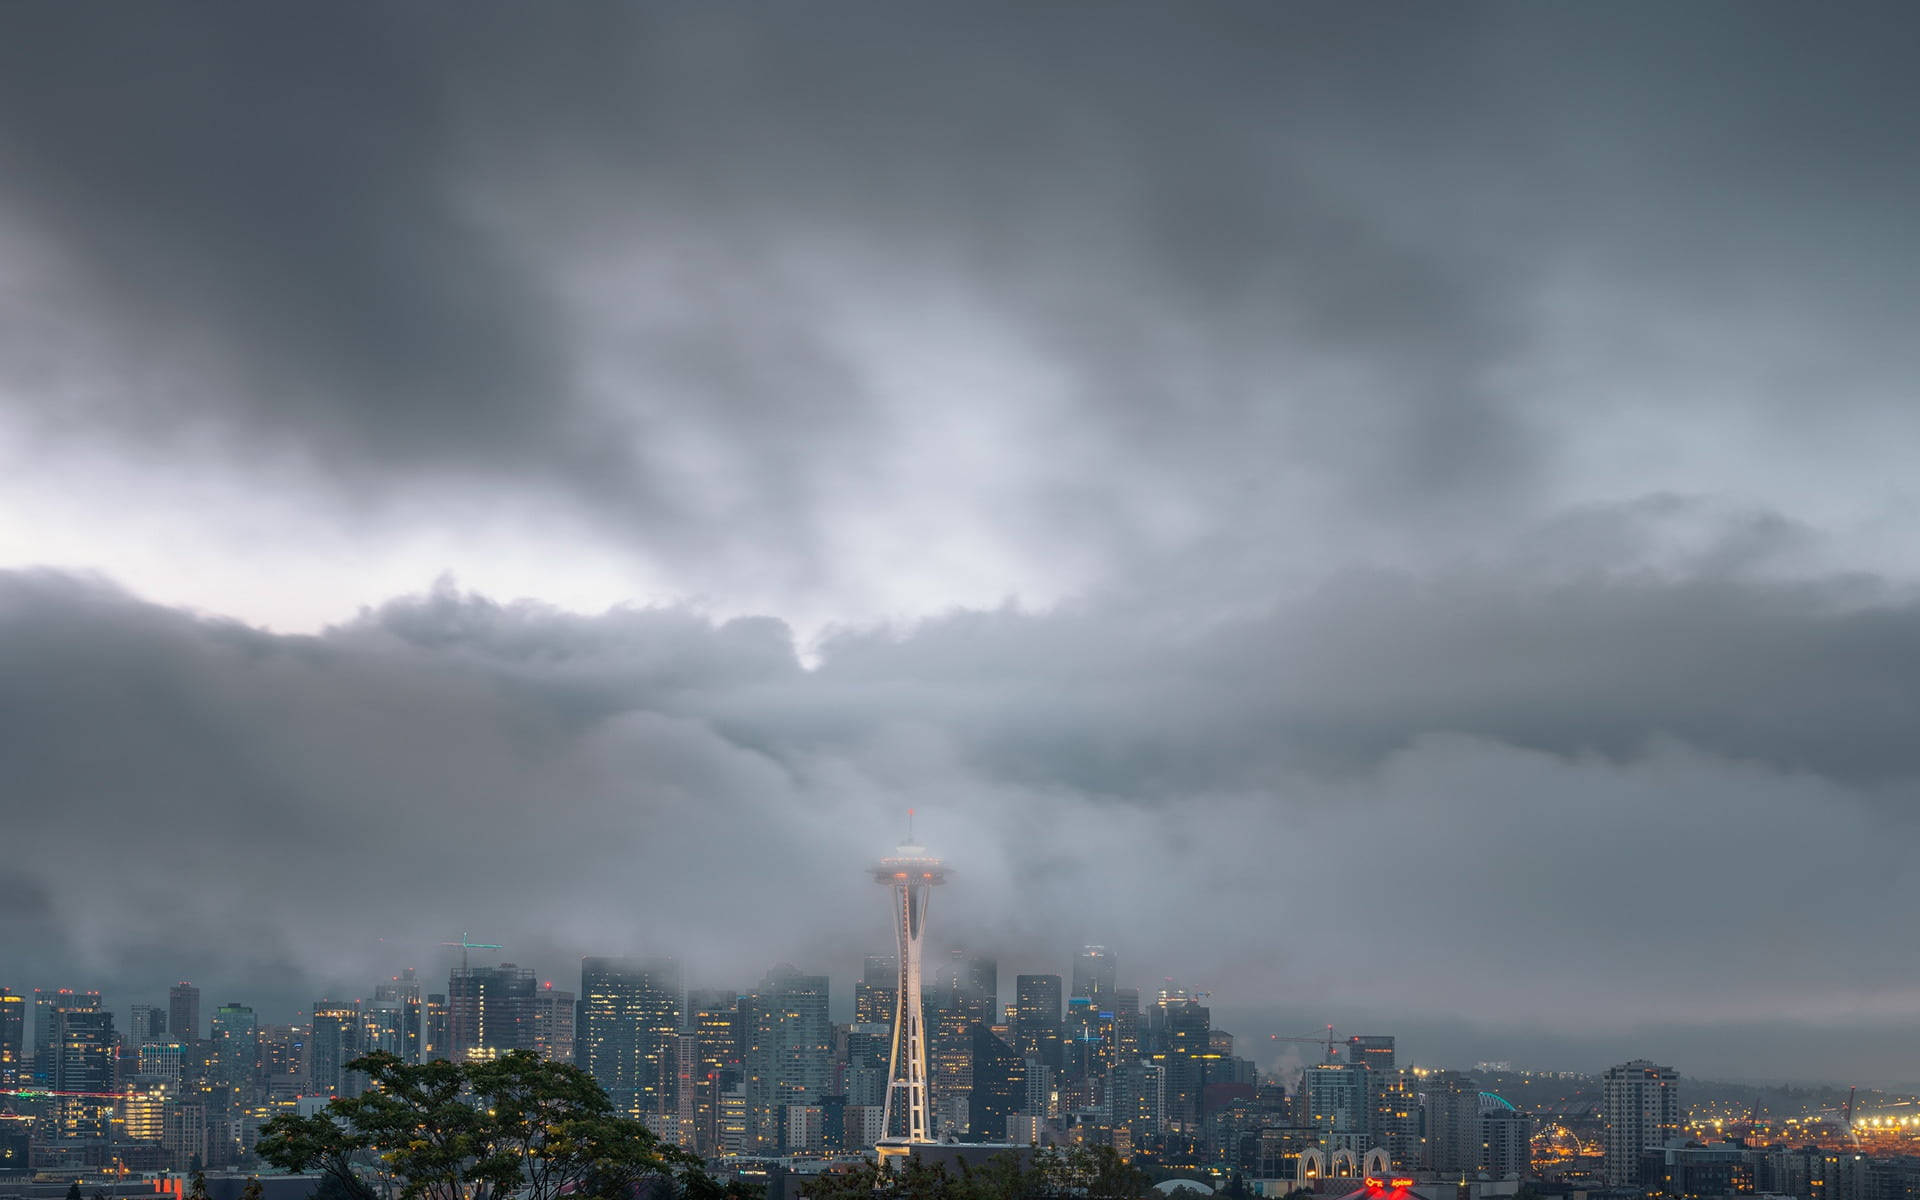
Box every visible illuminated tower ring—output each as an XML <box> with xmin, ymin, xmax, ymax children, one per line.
<box><xmin>874</xmin><ymin>823</ymin><xmax>945</xmax><ymax>1146</ymax></box>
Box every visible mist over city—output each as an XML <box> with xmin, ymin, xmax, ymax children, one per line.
<box><xmin>5</xmin><ymin>7</ymin><xmax>1920</xmax><ymax>1193</ymax></box>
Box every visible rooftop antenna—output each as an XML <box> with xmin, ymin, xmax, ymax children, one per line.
<box><xmin>907</xmin><ymin>807</ymin><xmax>915</xmax><ymax>844</ymax></box>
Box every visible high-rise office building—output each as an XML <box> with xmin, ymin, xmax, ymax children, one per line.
<box><xmin>448</xmin><ymin>962</ymin><xmax>537</xmax><ymax>1061</ymax></box>
<box><xmin>1304</xmin><ymin>1062</ymin><xmax>1370</xmax><ymax>1147</ymax></box>
<box><xmin>122</xmin><ymin>1078</ymin><xmax>170</xmax><ymax>1144</ymax></box>
<box><xmin>844</xmin><ymin>1022</ymin><xmax>891</xmax><ymax>1109</ymax></box>
<box><xmin>1347</xmin><ymin>1035</ymin><xmax>1395</xmax><ymax>1074</ymax></box>
<box><xmin>938</xmin><ymin>951</ymin><xmax>997</xmax><ymax>1023</ymax></box>
<box><xmin>576</xmin><ymin>957</ymin><xmax>681</xmax><ymax>1117</ymax></box>
<box><xmin>48</xmin><ymin>1006</ymin><xmax>115</xmax><ymax>1140</ymax></box>
<box><xmin>968</xmin><ymin>1024</ymin><xmax>1026</xmax><ymax>1141</ymax></box>
<box><xmin>169</xmin><ymin>983</ymin><xmax>202</xmax><ymax>1043</ymax></box>
<box><xmin>1423</xmin><ymin>1071</ymin><xmax>1483</xmax><ymax>1173</ymax></box>
<box><xmin>310</xmin><ymin>1000</ymin><xmax>361</xmax><ymax>1096</ymax></box>
<box><xmin>0</xmin><ymin>991</ymin><xmax>22</xmax><ymax>1086</ymax></box>
<box><xmin>929</xmin><ymin>1004</ymin><xmax>976</xmax><ymax>1136</ymax></box>
<box><xmin>745</xmin><ymin>965</ymin><xmax>830</xmax><ymax>1152</ymax></box>
<box><xmin>129</xmin><ymin>1003</ymin><xmax>168</xmax><ymax>1043</ymax></box>
<box><xmin>258</xmin><ymin>1024</ymin><xmax>307</xmax><ymax>1100</ymax></box>
<box><xmin>854</xmin><ymin>956</ymin><xmax>898</xmax><ymax>1027</ymax></box>
<box><xmin>424</xmin><ymin>993</ymin><xmax>450</xmax><ymax>1060</ymax></box>
<box><xmin>1345</xmin><ymin>1036</ymin><xmax>1415</xmax><ymax>1164</ymax></box>
<box><xmin>33</xmin><ymin>989</ymin><xmax>100</xmax><ymax>1086</ymax></box>
<box><xmin>137</xmin><ymin>1037</ymin><xmax>186</xmax><ymax>1086</ymax></box>
<box><xmin>210</xmin><ymin>1003</ymin><xmax>258</xmax><ymax>1112</ymax></box>
<box><xmin>1155</xmin><ymin>995</ymin><xmax>1210</xmax><ymax>1130</ymax></box>
<box><xmin>532</xmin><ymin>983</ymin><xmax>576</xmax><ymax>1063</ymax></box>
<box><xmin>1013</xmin><ymin>975</ymin><xmax>1063</xmax><ymax>1070</ymax></box>
<box><xmin>163</xmin><ymin>1102</ymin><xmax>208</xmax><ymax>1171</ymax></box>
<box><xmin>1110</xmin><ymin>1059</ymin><xmax>1167</xmax><ymax>1137</ymax></box>
<box><xmin>374</xmin><ymin>970</ymin><xmax>425</xmax><ymax>1062</ymax></box>
<box><xmin>670</xmin><ymin>1033</ymin><xmax>700</xmax><ymax>1149</ymax></box>
<box><xmin>924</xmin><ymin>950</ymin><xmax>996</xmax><ymax>1135</ymax></box>
<box><xmin>364</xmin><ymin>1000</ymin><xmax>408</xmax><ymax>1057</ymax></box>
<box><xmin>1063</xmin><ymin>996</ymin><xmax>1115</xmax><ymax>1078</ymax></box>
<box><xmin>691</xmin><ymin>1003</ymin><xmax>746</xmax><ymax>1154</ymax></box>
<box><xmin>1110</xmin><ymin>988</ymin><xmax>1142</xmax><ymax>1062</ymax></box>
<box><xmin>1603</xmin><ymin>1060</ymin><xmax>1680</xmax><ymax>1188</ymax></box>
<box><xmin>1481</xmin><ymin>1103</ymin><xmax>1534</xmax><ymax>1178</ymax></box>
<box><xmin>1072</xmin><ymin>946</ymin><xmax>1117</xmax><ymax>999</ymax></box>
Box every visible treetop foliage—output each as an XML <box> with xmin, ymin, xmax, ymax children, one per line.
<box><xmin>257</xmin><ymin>1051</ymin><xmax>742</xmax><ymax>1200</ymax></box>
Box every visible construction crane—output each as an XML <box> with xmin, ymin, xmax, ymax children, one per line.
<box><xmin>440</xmin><ymin>933</ymin><xmax>503</xmax><ymax>972</ymax></box>
<box><xmin>1267</xmin><ymin>1024</ymin><xmax>1341</xmax><ymax>1063</ymax></box>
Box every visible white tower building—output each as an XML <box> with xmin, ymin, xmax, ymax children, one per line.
<box><xmin>873</xmin><ymin>820</ymin><xmax>945</xmax><ymax>1146</ymax></box>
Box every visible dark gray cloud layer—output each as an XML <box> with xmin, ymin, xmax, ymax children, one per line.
<box><xmin>7</xmin><ymin>565</ymin><xmax>1920</xmax><ymax>1080</ymax></box>
<box><xmin>3</xmin><ymin>5</ymin><xmax>1920</xmax><ymax>1081</ymax></box>
<box><xmin>5</xmin><ymin>5</ymin><xmax>1918</xmax><ymax>597</ymax></box>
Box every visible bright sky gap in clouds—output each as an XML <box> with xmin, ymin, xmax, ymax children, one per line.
<box><xmin>3</xmin><ymin>3</ymin><xmax>1920</xmax><ymax>1081</ymax></box>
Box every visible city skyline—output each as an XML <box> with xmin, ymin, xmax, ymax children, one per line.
<box><xmin>0</xmin><ymin>941</ymin><xmax>1895</xmax><ymax>1090</ymax></box>
<box><xmin>7</xmin><ymin>3</ymin><xmax>1920</xmax><ymax>1089</ymax></box>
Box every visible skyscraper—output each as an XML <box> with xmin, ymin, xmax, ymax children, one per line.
<box><xmin>1482</xmin><ymin>1104</ymin><xmax>1534</xmax><ymax>1178</ymax></box>
<box><xmin>576</xmin><ymin>957</ymin><xmax>681</xmax><ymax>1117</ymax></box>
<box><xmin>1013</xmin><ymin>975</ymin><xmax>1062</xmax><ymax>1070</ymax></box>
<box><xmin>210</xmin><ymin>1003</ymin><xmax>258</xmax><ymax>1113</ymax></box>
<box><xmin>929</xmin><ymin>1004</ymin><xmax>976</xmax><ymax>1136</ymax></box>
<box><xmin>1154</xmin><ymin>995</ymin><xmax>1209</xmax><ymax>1129</ymax></box>
<box><xmin>925</xmin><ymin>949</ymin><xmax>995</xmax><ymax>1136</ymax></box>
<box><xmin>1422</xmin><ymin>1070</ymin><xmax>1482</xmax><ymax>1172</ymax></box>
<box><xmin>745</xmin><ymin>965</ymin><xmax>830</xmax><ymax>1152</ymax></box>
<box><xmin>1071</xmin><ymin>946</ymin><xmax>1116</xmax><ymax>999</ymax></box>
<box><xmin>843</xmin><ymin>1022</ymin><xmax>891</xmax><ymax>1109</ymax></box>
<box><xmin>1110</xmin><ymin>1059</ymin><xmax>1167</xmax><ymax>1138</ymax></box>
<box><xmin>854</xmin><ymin>956</ymin><xmax>898</xmax><ymax>1027</ymax></box>
<box><xmin>129</xmin><ymin>1002</ymin><xmax>168</xmax><ymax>1043</ymax></box>
<box><xmin>1346</xmin><ymin>1035</ymin><xmax>1395</xmax><ymax>1074</ymax></box>
<box><xmin>0</xmin><ymin>991</ymin><xmax>22</xmax><ymax>1087</ymax></box>
<box><xmin>137</xmin><ymin>1037</ymin><xmax>186</xmax><ymax>1087</ymax></box>
<box><xmin>691</xmin><ymin>1002</ymin><xmax>746</xmax><ymax>1154</ymax></box>
<box><xmin>1304</xmin><ymin>1061</ymin><xmax>1370</xmax><ymax>1148</ymax></box>
<box><xmin>532</xmin><ymin>982</ymin><xmax>576</xmax><ymax>1063</ymax></box>
<box><xmin>169</xmin><ymin>982</ymin><xmax>201</xmax><ymax>1043</ymax></box>
<box><xmin>448</xmin><ymin>962</ymin><xmax>537</xmax><ymax>1061</ymax></box>
<box><xmin>940</xmin><ymin>950</ymin><xmax>998</xmax><ymax>1023</ymax></box>
<box><xmin>33</xmin><ymin>990</ymin><xmax>100</xmax><ymax>1087</ymax></box>
<box><xmin>424</xmin><ymin>993</ymin><xmax>450</xmax><ymax>1060</ymax></box>
<box><xmin>1110</xmin><ymin>988</ymin><xmax>1142</xmax><ymax>1063</ymax></box>
<box><xmin>1603</xmin><ymin>1060</ymin><xmax>1680</xmax><ymax>1188</ymax></box>
<box><xmin>364</xmin><ymin>1000</ymin><xmax>409</xmax><ymax>1058</ymax></box>
<box><xmin>48</xmin><ymin>1006</ymin><xmax>115</xmax><ymax>1140</ymax></box>
<box><xmin>968</xmin><ymin>1024</ymin><xmax>1026</xmax><ymax>1141</ymax></box>
<box><xmin>373</xmin><ymin>969</ymin><xmax>424</xmax><ymax>1062</ymax></box>
<box><xmin>1347</xmin><ymin>1035</ymin><xmax>1414</xmax><ymax>1164</ymax></box>
<box><xmin>309</xmin><ymin>1000</ymin><xmax>361</xmax><ymax>1096</ymax></box>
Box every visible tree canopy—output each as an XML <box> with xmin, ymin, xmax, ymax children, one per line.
<box><xmin>258</xmin><ymin>1051</ymin><xmax>740</xmax><ymax>1200</ymax></box>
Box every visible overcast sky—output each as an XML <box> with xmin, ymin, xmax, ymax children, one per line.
<box><xmin>4</xmin><ymin>4</ymin><xmax>1920</xmax><ymax>1083</ymax></box>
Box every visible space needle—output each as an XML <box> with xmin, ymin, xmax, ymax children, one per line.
<box><xmin>873</xmin><ymin>812</ymin><xmax>945</xmax><ymax>1147</ymax></box>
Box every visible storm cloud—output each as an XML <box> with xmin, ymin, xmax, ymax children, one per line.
<box><xmin>3</xmin><ymin>4</ymin><xmax>1920</xmax><ymax>1080</ymax></box>
<box><xmin>7</xmin><ymin>560</ymin><xmax>1920</xmax><ymax>1080</ymax></box>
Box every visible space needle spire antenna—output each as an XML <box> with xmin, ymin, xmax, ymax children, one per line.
<box><xmin>874</xmin><ymin>810</ymin><xmax>945</xmax><ymax>1148</ymax></box>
